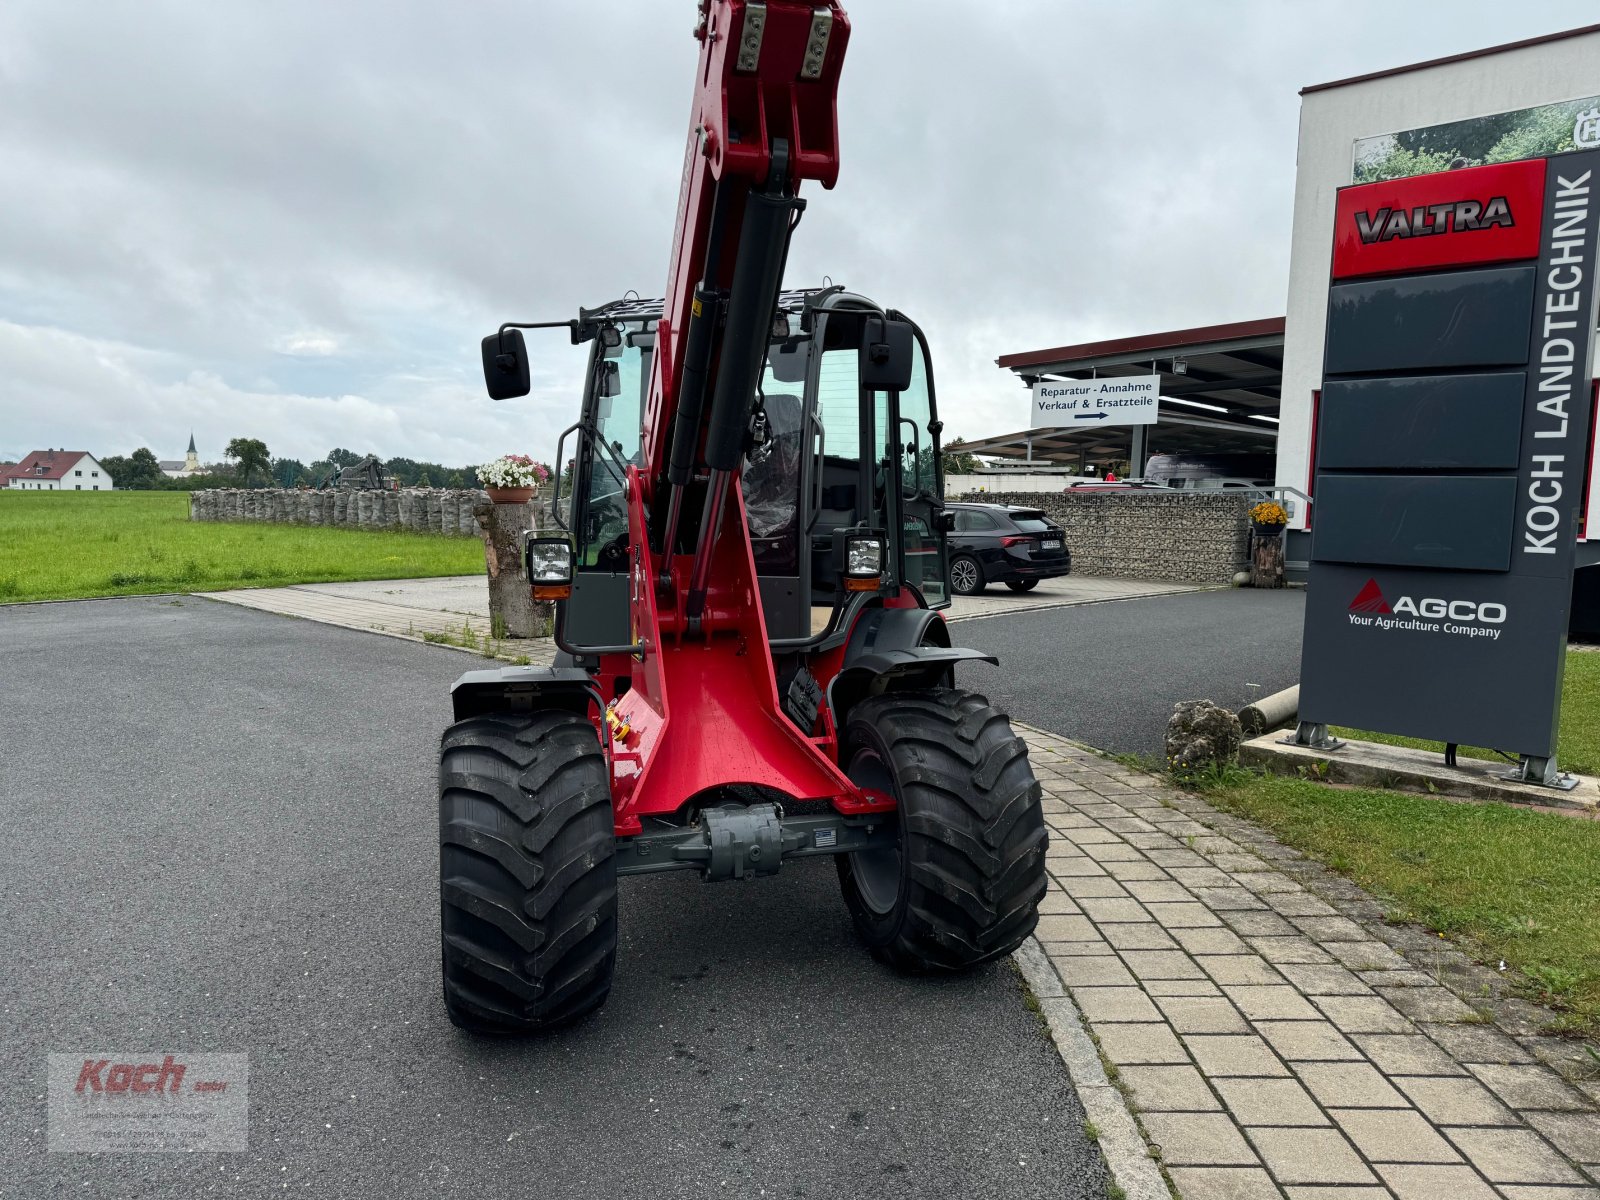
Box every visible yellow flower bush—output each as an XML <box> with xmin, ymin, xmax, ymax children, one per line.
<box><xmin>1250</xmin><ymin>500</ymin><xmax>1288</xmax><ymax>526</ymax></box>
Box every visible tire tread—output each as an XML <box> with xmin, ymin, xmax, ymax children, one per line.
<box><xmin>438</xmin><ymin>710</ymin><xmax>616</xmax><ymax>1033</ymax></box>
<box><xmin>840</xmin><ymin>688</ymin><xmax>1048</xmax><ymax>971</ymax></box>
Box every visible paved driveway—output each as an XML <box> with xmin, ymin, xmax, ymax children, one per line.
<box><xmin>0</xmin><ymin>597</ymin><xmax>1105</xmax><ymax>1200</ymax></box>
<box><xmin>279</xmin><ymin>573</ymin><xmax>1197</xmax><ymax>622</ymax></box>
<box><xmin>960</xmin><ymin>587</ymin><xmax>1306</xmax><ymax>761</ymax></box>
<box><xmin>198</xmin><ymin>572</ymin><xmax>1200</xmax><ymax>654</ymax></box>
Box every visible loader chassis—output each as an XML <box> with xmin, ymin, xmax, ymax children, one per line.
<box><xmin>439</xmin><ymin>0</ymin><xmax>1048</xmax><ymax>1033</ymax></box>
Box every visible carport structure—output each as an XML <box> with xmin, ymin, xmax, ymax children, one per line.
<box><xmin>977</xmin><ymin>317</ymin><xmax>1285</xmax><ymax>476</ymax></box>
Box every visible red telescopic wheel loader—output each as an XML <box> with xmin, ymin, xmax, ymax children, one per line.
<box><xmin>439</xmin><ymin>0</ymin><xmax>1048</xmax><ymax>1033</ymax></box>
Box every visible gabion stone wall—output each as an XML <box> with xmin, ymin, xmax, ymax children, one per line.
<box><xmin>188</xmin><ymin>488</ymin><xmax>485</xmax><ymax>536</ymax></box>
<box><xmin>960</xmin><ymin>491</ymin><xmax>1252</xmax><ymax>584</ymax></box>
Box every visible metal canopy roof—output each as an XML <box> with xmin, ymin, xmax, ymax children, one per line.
<box><xmin>961</xmin><ymin>411</ymin><xmax>1276</xmax><ymax>463</ymax></box>
<box><xmin>974</xmin><ymin>317</ymin><xmax>1286</xmax><ymax>463</ymax></box>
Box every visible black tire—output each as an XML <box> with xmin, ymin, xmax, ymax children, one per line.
<box><xmin>949</xmin><ymin>554</ymin><xmax>985</xmax><ymax>596</ymax></box>
<box><xmin>1005</xmin><ymin>579</ymin><xmax>1039</xmax><ymax>593</ymax></box>
<box><xmin>439</xmin><ymin>710</ymin><xmax>617</xmax><ymax>1034</ymax></box>
<box><xmin>836</xmin><ymin>689</ymin><xmax>1048</xmax><ymax>971</ymax></box>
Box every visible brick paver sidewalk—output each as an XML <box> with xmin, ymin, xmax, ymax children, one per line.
<box><xmin>1017</xmin><ymin>724</ymin><xmax>1600</xmax><ymax>1198</ymax></box>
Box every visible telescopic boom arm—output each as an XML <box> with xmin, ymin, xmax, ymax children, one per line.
<box><xmin>643</xmin><ymin>0</ymin><xmax>849</xmax><ymax>598</ymax></box>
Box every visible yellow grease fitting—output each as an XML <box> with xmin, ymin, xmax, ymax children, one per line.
<box><xmin>606</xmin><ymin>707</ymin><xmax>632</xmax><ymax>741</ymax></box>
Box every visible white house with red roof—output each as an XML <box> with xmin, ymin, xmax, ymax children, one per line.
<box><xmin>4</xmin><ymin>449</ymin><xmax>113</xmax><ymax>491</ymax></box>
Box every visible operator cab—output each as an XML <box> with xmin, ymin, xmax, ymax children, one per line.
<box><xmin>512</xmin><ymin>287</ymin><xmax>950</xmax><ymax>651</ymax></box>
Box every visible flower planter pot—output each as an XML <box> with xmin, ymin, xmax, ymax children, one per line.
<box><xmin>486</xmin><ymin>486</ymin><xmax>535</xmax><ymax>504</ymax></box>
<box><xmin>1251</xmin><ymin>521</ymin><xmax>1285</xmax><ymax>537</ymax></box>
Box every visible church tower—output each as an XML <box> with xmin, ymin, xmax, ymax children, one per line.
<box><xmin>185</xmin><ymin>432</ymin><xmax>199</xmax><ymax>473</ymax></box>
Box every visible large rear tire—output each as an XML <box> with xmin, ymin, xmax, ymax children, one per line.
<box><xmin>836</xmin><ymin>689</ymin><xmax>1048</xmax><ymax>971</ymax></box>
<box><xmin>439</xmin><ymin>710</ymin><xmax>617</xmax><ymax>1034</ymax></box>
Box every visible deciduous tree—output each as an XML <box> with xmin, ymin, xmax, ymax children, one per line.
<box><xmin>226</xmin><ymin>437</ymin><xmax>271</xmax><ymax>487</ymax></box>
<box><xmin>941</xmin><ymin>436</ymin><xmax>979</xmax><ymax>477</ymax></box>
<box><xmin>101</xmin><ymin>447</ymin><xmax>165</xmax><ymax>489</ymax></box>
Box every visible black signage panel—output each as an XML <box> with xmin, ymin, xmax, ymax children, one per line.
<box><xmin>1311</xmin><ymin>475</ymin><xmax>1518</xmax><ymax>571</ymax></box>
<box><xmin>1303</xmin><ymin>566</ymin><xmax>1569</xmax><ymax>752</ymax></box>
<box><xmin>1317</xmin><ymin>374</ymin><xmax>1526</xmax><ymax>471</ymax></box>
<box><xmin>1299</xmin><ymin>150</ymin><xmax>1600</xmax><ymax>775</ymax></box>
<box><xmin>1324</xmin><ymin>265</ymin><xmax>1535</xmax><ymax>374</ymax></box>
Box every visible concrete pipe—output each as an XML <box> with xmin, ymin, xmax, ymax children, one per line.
<box><xmin>1240</xmin><ymin>685</ymin><xmax>1299</xmax><ymax>736</ymax></box>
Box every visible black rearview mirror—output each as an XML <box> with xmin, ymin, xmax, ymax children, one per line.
<box><xmin>768</xmin><ymin>340</ymin><xmax>809</xmax><ymax>384</ymax></box>
<box><xmin>481</xmin><ymin>328</ymin><xmax>531</xmax><ymax>400</ymax></box>
<box><xmin>859</xmin><ymin>316</ymin><xmax>914</xmax><ymax>392</ymax></box>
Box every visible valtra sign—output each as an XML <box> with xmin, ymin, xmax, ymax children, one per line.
<box><xmin>1332</xmin><ymin>158</ymin><xmax>1544</xmax><ymax>278</ymax></box>
<box><xmin>1297</xmin><ymin>149</ymin><xmax>1600</xmax><ymax>783</ymax></box>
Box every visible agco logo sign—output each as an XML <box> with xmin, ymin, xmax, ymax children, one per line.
<box><xmin>1347</xmin><ymin>579</ymin><xmax>1506</xmax><ymax>641</ymax></box>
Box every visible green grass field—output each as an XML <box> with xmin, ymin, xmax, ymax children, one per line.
<box><xmin>1332</xmin><ymin>651</ymin><xmax>1600</xmax><ymax>775</ymax></box>
<box><xmin>1207</xmin><ymin>772</ymin><xmax>1600</xmax><ymax>1036</ymax></box>
<box><xmin>0</xmin><ymin>491</ymin><xmax>485</xmax><ymax>602</ymax></box>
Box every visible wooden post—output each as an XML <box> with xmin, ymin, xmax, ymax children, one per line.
<box><xmin>473</xmin><ymin>498</ymin><xmax>554</xmax><ymax>638</ymax></box>
<box><xmin>1250</xmin><ymin>527</ymin><xmax>1285</xmax><ymax>589</ymax></box>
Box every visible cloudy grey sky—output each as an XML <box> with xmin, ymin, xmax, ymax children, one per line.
<box><xmin>0</xmin><ymin>1</ymin><xmax>1590</xmax><ymax>468</ymax></box>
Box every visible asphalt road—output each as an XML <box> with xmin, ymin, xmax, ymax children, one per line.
<box><xmin>959</xmin><ymin>586</ymin><xmax>1306</xmax><ymax>760</ymax></box>
<box><xmin>0</xmin><ymin>597</ymin><xmax>1106</xmax><ymax>1200</ymax></box>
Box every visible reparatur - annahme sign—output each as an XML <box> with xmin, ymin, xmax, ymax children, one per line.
<box><xmin>1029</xmin><ymin>375</ymin><xmax>1159</xmax><ymax>428</ymax></box>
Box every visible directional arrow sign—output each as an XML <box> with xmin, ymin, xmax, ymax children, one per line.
<box><xmin>1030</xmin><ymin>375</ymin><xmax>1159</xmax><ymax>428</ymax></box>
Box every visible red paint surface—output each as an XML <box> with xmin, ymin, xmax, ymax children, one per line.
<box><xmin>611</xmin><ymin>468</ymin><xmax>857</xmax><ymax>829</ymax></box>
<box><xmin>641</xmin><ymin>0</ymin><xmax>850</xmax><ymax>492</ymax></box>
<box><xmin>1331</xmin><ymin>158</ymin><xmax>1544</xmax><ymax>280</ymax></box>
<box><xmin>1584</xmin><ymin>382</ymin><xmax>1600</xmax><ymax>541</ymax></box>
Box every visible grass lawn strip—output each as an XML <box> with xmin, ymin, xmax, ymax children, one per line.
<box><xmin>1206</xmin><ymin>771</ymin><xmax>1600</xmax><ymax>1036</ymax></box>
<box><xmin>0</xmin><ymin>491</ymin><xmax>484</xmax><ymax>603</ymax></box>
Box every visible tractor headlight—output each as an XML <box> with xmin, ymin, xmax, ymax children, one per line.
<box><xmin>524</xmin><ymin>535</ymin><xmax>574</xmax><ymax>599</ymax></box>
<box><xmin>847</xmin><ymin>535</ymin><xmax>883</xmax><ymax>577</ymax></box>
<box><xmin>845</xmin><ymin>534</ymin><xmax>884</xmax><ymax>591</ymax></box>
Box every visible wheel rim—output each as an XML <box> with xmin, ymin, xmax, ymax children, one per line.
<box><xmin>951</xmin><ymin>558</ymin><xmax>978</xmax><ymax>594</ymax></box>
<box><xmin>845</xmin><ymin>747</ymin><xmax>902</xmax><ymax>916</ymax></box>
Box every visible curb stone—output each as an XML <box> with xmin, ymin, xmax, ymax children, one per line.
<box><xmin>1015</xmin><ymin>938</ymin><xmax>1172</xmax><ymax>1200</ymax></box>
<box><xmin>947</xmin><ymin>584</ymin><xmax>1218</xmax><ymax>624</ymax></box>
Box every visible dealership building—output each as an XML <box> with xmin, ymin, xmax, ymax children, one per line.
<box><xmin>980</xmin><ymin>23</ymin><xmax>1600</xmax><ymax>582</ymax></box>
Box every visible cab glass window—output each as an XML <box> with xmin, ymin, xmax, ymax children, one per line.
<box><xmin>578</xmin><ymin>340</ymin><xmax>648</xmax><ymax>568</ymax></box>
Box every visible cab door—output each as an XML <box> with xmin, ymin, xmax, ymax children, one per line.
<box><xmin>804</xmin><ymin>306</ymin><xmax>948</xmax><ymax>611</ymax></box>
<box><xmin>562</xmin><ymin>331</ymin><xmax>647</xmax><ymax>649</ymax></box>
<box><xmin>891</xmin><ymin>323</ymin><xmax>948</xmax><ymax>608</ymax></box>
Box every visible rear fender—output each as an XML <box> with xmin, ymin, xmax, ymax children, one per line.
<box><xmin>449</xmin><ymin>666</ymin><xmax>602</xmax><ymax>722</ymax></box>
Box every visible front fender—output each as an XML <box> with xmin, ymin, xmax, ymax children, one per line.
<box><xmin>449</xmin><ymin>665</ymin><xmax>600</xmax><ymax>722</ymax></box>
<box><xmin>826</xmin><ymin>633</ymin><xmax>998</xmax><ymax>729</ymax></box>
